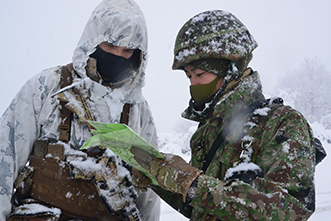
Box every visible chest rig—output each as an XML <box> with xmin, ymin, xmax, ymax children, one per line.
<box><xmin>11</xmin><ymin>64</ymin><xmax>140</xmax><ymax>221</ymax></box>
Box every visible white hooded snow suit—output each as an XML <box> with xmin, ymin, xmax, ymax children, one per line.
<box><xmin>0</xmin><ymin>0</ymin><xmax>160</xmax><ymax>220</ymax></box>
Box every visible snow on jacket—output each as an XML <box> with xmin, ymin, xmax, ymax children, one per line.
<box><xmin>0</xmin><ymin>0</ymin><xmax>160</xmax><ymax>220</ymax></box>
<box><xmin>156</xmin><ymin>68</ymin><xmax>315</xmax><ymax>220</ymax></box>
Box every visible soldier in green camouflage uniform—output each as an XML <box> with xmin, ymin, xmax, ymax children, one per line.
<box><xmin>132</xmin><ymin>10</ymin><xmax>316</xmax><ymax>220</ymax></box>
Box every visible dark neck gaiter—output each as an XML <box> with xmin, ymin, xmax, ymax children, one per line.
<box><xmin>189</xmin><ymin>76</ymin><xmax>221</xmax><ymax>102</ymax></box>
<box><xmin>90</xmin><ymin>46</ymin><xmax>132</xmax><ymax>83</ymax></box>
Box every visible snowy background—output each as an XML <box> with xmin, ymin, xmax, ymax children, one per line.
<box><xmin>0</xmin><ymin>0</ymin><xmax>330</xmax><ymax>220</ymax></box>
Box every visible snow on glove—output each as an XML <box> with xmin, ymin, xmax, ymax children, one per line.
<box><xmin>130</xmin><ymin>147</ymin><xmax>202</xmax><ymax>201</ymax></box>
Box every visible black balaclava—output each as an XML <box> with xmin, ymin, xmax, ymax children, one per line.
<box><xmin>90</xmin><ymin>45</ymin><xmax>132</xmax><ymax>83</ymax></box>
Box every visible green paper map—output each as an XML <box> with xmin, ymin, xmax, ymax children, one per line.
<box><xmin>80</xmin><ymin>121</ymin><xmax>164</xmax><ymax>185</ymax></box>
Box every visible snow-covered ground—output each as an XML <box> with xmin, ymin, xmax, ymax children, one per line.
<box><xmin>158</xmin><ymin>121</ymin><xmax>331</xmax><ymax>220</ymax></box>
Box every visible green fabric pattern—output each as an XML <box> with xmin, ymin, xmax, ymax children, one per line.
<box><xmin>156</xmin><ymin>70</ymin><xmax>316</xmax><ymax>220</ymax></box>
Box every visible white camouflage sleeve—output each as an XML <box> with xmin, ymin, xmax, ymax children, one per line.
<box><xmin>0</xmin><ymin>69</ymin><xmax>59</xmax><ymax>220</ymax></box>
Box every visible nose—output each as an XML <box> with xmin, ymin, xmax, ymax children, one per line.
<box><xmin>190</xmin><ymin>76</ymin><xmax>199</xmax><ymax>85</ymax></box>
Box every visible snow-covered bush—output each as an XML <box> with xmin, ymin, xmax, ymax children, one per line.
<box><xmin>158</xmin><ymin>119</ymin><xmax>197</xmax><ymax>162</ymax></box>
<box><xmin>275</xmin><ymin>58</ymin><xmax>331</xmax><ymax>124</ymax></box>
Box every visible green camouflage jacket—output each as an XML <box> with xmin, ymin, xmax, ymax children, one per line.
<box><xmin>155</xmin><ymin>68</ymin><xmax>315</xmax><ymax>220</ymax></box>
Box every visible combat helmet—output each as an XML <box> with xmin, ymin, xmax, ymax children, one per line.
<box><xmin>172</xmin><ymin>10</ymin><xmax>258</xmax><ymax>75</ymax></box>
<box><xmin>174</xmin><ymin>10</ymin><xmax>259</xmax><ymax>119</ymax></box>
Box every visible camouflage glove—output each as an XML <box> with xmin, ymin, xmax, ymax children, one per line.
<box><xmin>132</xmin><ymin>167</ymin><xmax>151</xmax><ymax>192</ymax></box>
<box><xmin>130</xmin><ymin>147</ymin><xmax>202</xmax><ymax>201</ymax></box>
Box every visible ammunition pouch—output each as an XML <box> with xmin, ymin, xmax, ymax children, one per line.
<box><xmin>9</xmin><ymin>203</ymin><xmax>61</xmax><ymax>221</ymax></box>
<box><xmin>69</xmin><ymin>153</ymin><xmax>141</xmax><ymax>221</ymax></box>
<box><xmin>30</xmin><ymin>155</ymin><xmax>117</xmax><ymax>220</ymax></box>
<box><xmin>12</xmin><ymin>141</ymin><xmax>124</xmax><ymax>221</ymax></box>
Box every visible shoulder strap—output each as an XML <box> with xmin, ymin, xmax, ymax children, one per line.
<box><xmin>59</xmin><ymin>64</ymin><xmax>74</xmax><ymax>143</ymax></box>
<box><xmin>58</xmin><ymin>64</ymin><xmax>132</xmax><ymax>143</ymax></box>
<box><xmin>120</xmin><ymin>103</ymin><xmax>131</xmax><ymax>126</ymax></box>
<box><xmin>201</xmin><ymin>100</ymin><xmax>268</xmax><ymax>173</ymax></box>
<box><xmin>201</xmin><ymin>97</ymin><xmax>327</xmax><ymax>172</ymax></box>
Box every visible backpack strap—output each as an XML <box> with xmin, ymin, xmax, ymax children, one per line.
<box><xmin>201</xmin><ymin>100</ymin><xmax>268</xmax><ymax>172</ymax></box>
<box><xmin>120</xmin><ymin>103</ymin><xmax>131</xmax><ymax>125</ymax></box>
<box><xmin>58</xmin><ymin>64</ymin><xmax>132</xmax><ymax>143</ymax></box>
<box><xmin>59</xmin><ymin>64</ymin><xmax>74</xmax><ymax>143</ymax></box>
<box><xmin>202</xmin><ymin>97</ymin><xmax>326</xmax><ymax>173</ymax></box>
<box><xmin>314</xmin><ymin>136</ymin><xmax>327</xmax><ymax>165</ymax></box>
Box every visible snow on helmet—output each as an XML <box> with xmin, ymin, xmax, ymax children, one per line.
<box><xmin>172</xmin><ymin>10</ymin><xmax>258</xmax><ymax>70</ymax></box>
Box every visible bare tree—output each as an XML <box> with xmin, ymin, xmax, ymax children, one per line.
<box><xmin>275</xmin><ymin>57</ymin><xmax>331</xmax><ymax>124</ymax></box>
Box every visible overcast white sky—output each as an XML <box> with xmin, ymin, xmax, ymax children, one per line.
<box><xmin>1</xmin><ymin>0</ymin><xmax>330</xmax><ymax>131</ymax></box>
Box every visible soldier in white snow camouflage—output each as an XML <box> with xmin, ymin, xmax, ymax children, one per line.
<box><xmin>132</xmin><ymin>10</ymin><xmax>317</xmax><ymax>221</ymax></box>
<box><xmin>0</xmin><ymin>0</ymin><xmax>160</xmax><ymax>220</ymax></box>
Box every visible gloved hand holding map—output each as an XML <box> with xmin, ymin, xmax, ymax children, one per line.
<box><xmin>80</xmin><ymin>121</ymin><xmax>165</xmax><ymax>185</ymax></box>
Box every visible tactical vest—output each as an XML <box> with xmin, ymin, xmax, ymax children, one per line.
<box><xmin>10</xmin><ymin>64</ymin><xmax>139</xmax><ymax>221</ymax></box>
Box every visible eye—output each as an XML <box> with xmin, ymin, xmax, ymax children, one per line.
<box><xmin>197</xmin><ymin>72</ymin><xmax>205</xmax><ymax>77</ymax></box>
<box><xmin>106</xmin><ymin>43</ymin><xmax>114</xmax><ymax>48</ymax></box>
<box><xmin>125</xmin><ymin>49</ymin><xmax>134</xmax><ymax>53</ymax></box>
<box><xmin>186</xmin><ymin>75</ymin><xmax>192</xmax><ymax>79</ymax></box>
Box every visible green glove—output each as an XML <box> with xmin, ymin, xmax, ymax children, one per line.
<box><xmin>130</xmin><ymin>147</ymin><xmax>202</xmax><ymax>201</ymax></box>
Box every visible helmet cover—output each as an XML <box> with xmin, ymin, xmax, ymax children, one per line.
<box><xmin>172</xmin><ymin>10</ymin><xmax>258</xmax><ymax>70</ymax></box>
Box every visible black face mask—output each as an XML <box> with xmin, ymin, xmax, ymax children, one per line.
<box><xmin>89</xmin><ymin>45</ymin><xmax>132</xmax><ymax>83</ymax></box>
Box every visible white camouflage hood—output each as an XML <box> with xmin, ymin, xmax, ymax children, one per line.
<box><xmin>72</xmin><ymin>0</ymin><xmax>148</xmax><ymax>100</ymax></box>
